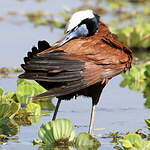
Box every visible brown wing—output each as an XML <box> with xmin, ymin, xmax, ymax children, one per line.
<box><xmin>19</xmin><ymin>49</ymin><xmax>100</xmax><ymax>98</ymax></box>
<box><xmin>19</xmin><ymin>50</ymin><xmax>130</xmax><ymax>99</ymax></box>
<box><xmin>19</xmin><ymin>21</ymin><xmax>132</xmax><ymax>99</ymax></box>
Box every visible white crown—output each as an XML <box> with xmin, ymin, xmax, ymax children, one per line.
<box><xmin>67</xmin><ymin>10</ymin><xmax>94</xmax><ymax>32</ymax></box>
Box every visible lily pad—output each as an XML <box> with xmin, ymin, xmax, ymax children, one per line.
<box><xmin>74</xmin><ymin>132</ymin><xmax>101</xmax><ymax>148</ymax></box>
<box><xmin>26</xmin><ymin>102</ymin><xmax>41</xmax><ymax>116</ymax></box>
<box><xmin>119</xmin><ymin>133</ymin><xmax>150</xmax><ymax>150</ymax></box>
<box><xmin>16</xmin><ymin>79</ymin><xmax>46</xmax><ymax>103</ymax></box>
<box><xmin>26</xmin><ymin>103</ymin><xmax>41</xmax><ymax>123</ymax></box>
<box><xmin>38</xmin><ymin>118</ymin><xmax>100</xmax><ymax>149</ymax></box>
<box><xmin>0</xmin><ymin>101</ymin><xmax>20</xmax><ymax>119</ymax></box>
<box><xmin>0</xmin><ymin>87</ymin><xmax>4</xmax><ymax>101</ymax></box>
<box><xmin>38</xmin><ymin>118</ymin><xmax>75</xmax><ymax>147</ymax></box>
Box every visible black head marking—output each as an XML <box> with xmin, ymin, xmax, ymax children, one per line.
<box><xmin>78</xmin><ymin>13</ymin><xmax>100</xmax><ymax>36</ymax></box>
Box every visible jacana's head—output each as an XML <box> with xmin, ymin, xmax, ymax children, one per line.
<box><xmin>54</xmin><ymin>10</ymin><xmax>100</xmax><ymax>47</ymax></box>
<box><xmin>67</xmin><ymin>10</ymin><xmax>100</xmax><ymax>36</ymax></box>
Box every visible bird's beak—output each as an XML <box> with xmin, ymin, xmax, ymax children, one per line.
<box><xmin>53</xmin><ymin>30</ymin><xmax>78</xmax><ymax>48</ymax></box>
<box><xmin>60</xmin><ymin>31</ymin><xmax>77</xmax><ymax>46</ymax></box>
<box><xmin>53</xmin><ymin>24</ymin><xmax>88</xmax><ymax>48</ymax></box>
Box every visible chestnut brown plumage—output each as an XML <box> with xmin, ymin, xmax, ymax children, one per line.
<box><xmin>19</xmin><ymin>20</ymin><xmax>132</xmax><ymax>135</ymax></box>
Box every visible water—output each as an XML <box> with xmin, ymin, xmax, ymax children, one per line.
<box><xmin>0</xmin><ymin>0</ymin><xmax>150</xmax><ymax>150</ymax></box>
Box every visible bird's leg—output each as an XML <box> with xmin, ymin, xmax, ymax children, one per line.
<box><xmin>52</xmin><ymin>99</ymin><xmax>61</xmax><ymax>120</ymax></box>
<box><xmin>88</xmin><ymin>82</ymin><xmax>106</xmax><ymax>135</ymax></box>
<box><xmin>88</xmin><ymin>101</ymin><xmax>96</xmax><ymax>135</ymax></box>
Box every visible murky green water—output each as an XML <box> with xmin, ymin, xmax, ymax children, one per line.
<box><xmin>0</xmin><ymin>0</ymin><xmax>150</xmax><ymax>149</ymax></box>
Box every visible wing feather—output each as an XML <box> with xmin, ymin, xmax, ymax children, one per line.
<box><xmin>19</xmin><ymin>36</ymin><xmax>132</xmax><ymax>99</ymax></box>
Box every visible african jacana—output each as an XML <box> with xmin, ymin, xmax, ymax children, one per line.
<box><xmin>19</xmin><ymin>10</ymin><xmax>132</xmax><ymax>135</ymax></box>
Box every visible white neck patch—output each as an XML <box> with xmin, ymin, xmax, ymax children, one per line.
<box><xmin>67</xmin><ymin>10</ymin><xmax>95</xmax><ymax>32</ymax></box>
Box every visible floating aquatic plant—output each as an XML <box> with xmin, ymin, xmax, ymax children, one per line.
<box><xmin>16</xmin><ymin>79</ymin><xmax>46</xmax><ymax>103</ymax></box>
<box><xmin>145</xmin><ymin>119</ymin><xmax>150</xmax><ymax>131</ymax></box>
<box><xmin>120</xmin><ymin>63</ymin><xmax>150</xmax><ymax>108</ymax></box>
<box><xmin>118</xmin><ymin>133</ymin><xmax>150</xmax><ymax>150</ymax></box>
<box><xmin>113</xmin><ymin>18</ymin><xmax>150</xmax><ymax>49</ymax></box>
<box><xmin>16</xmin><ymin>79</ymin><xmax>54</xmax><ymax>105</ymax></box>
<box><xmin>0</xmin><ymin>102</ymin><xmax>20</xmax><ymax>119</ymax></box>
<box><xmin>36</xmin><ymin>118</ymin><xmax>100</xmax><ymax>149</ymax></box>
<box><xmin>0</xmin><ymin>67</ymin><xmax>23</xmax><ymax>78</ymax></box>
<box><xmin>74</xmin><ymin>132</ymin><xmax>100</xmax><ymax>149</ymax></box>
<box><xmin>38</xmin><ymin>118</ymin><xmax>76</xmax><ymax>147</ymax></box>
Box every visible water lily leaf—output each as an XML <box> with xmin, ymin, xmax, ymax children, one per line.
<box><xmin>8</xmin><ymin>101</ymin><xmax>20</xmax><ymax>119</ymax></box>
<box><xmin>0</xmin><ymin>118</ymin><xmax>11</xmax><ymax>136</ymax></box>
<box><xmin>2</xmin><ymin>91</ymin><xmax>16</xmax><ymax>101</ymax></box>
<box><xmin>144</xmin><ymin>65</ymin><xmax>150</xmax><ymax>78</ymax></box>
<box><xmin>28</xmin><ymin>116</ymin><xmax>40</xmax><ymax>124</ymax></box>
<box><xmin>51</xmin><ymin>118</ymin><xmax>73</xmax><ymax>141</ymax></box>
<box><xmin>114</xmin><ymin>146</ymin><xmax>124</xmax><ymax>150</ymax></box>
<box><xmin>145</xmin><ymin>119</ymin><xmax>150</xmax><ymax>130</ymax></box>
<box><xmin>119</xmin><ymin>139</ymin><xmax>132</xmax><ymax>148</ymax></box>
<box><xmin>124</xmin><ymin>133</ymin><xmax>143</xmax><ymax>148</ymax></box>
<box><xmin>33</xmin><ymin>138</ymin><xmax>43</xmax><ymax>145</ymax></box>
<box><xmin>118</xmin><ymin>133</ymin><xmax>150</xmax><ymax>150</ymax></box>
<box><xmin>0</xmin><ymin>87</ymin><xmax>4</xmax><ymax>100</ymax></box>
<box><xmin>38</xmin><ymin>123</ymin><xmax>54</xmax><ymax>146</ymax></box>
<box><xmin>38</xmin><ymin>119</ymin><xmax>76</xmax><ymax>146</ymax></box>
<box><xmin>14</xmin><ymin>108</ymin><xmax>32</xmax><ymax>126</ymax></box>
<box><xmin>35</xmin><ymin>19</ymin><xmax>48</xmax><ymax>27</ymax></box>
<box><xmin>0</xmin><ymin>101</ymin><xmax>20</xmax><ymax>118</ymax></box>
<box><xmin>16</xmin><ymin>79</ymin><xmax>47</xmax><ymax>104</ymax></box>
<box><xmin>38</xmin><ymin>145</ymin><xmax>74</xmax><ymax>150</ymax></box>
<box><xmin>35</xmin><ymin>100</ymin><xmax>55</xmax><ymax>111</ymax></box>
<box><xmin>114</xmin><ymin>18</ymin><xmax>150</xmax><ymax>49</ymax></box>
<box><xmin>143</xmin><ymin>141</ymin><xmax>150</xmax><ymax>149</ymax></box>
<box><xmin>38</xmin><ymin>119</ymin><xmax>100</xmax><ymax>149</ymax></box>
<box><xmin>69</xmin><ymin>130</ymin><xmax>76</xmax><ymax>142</ymax></box>
<box><xmin>16</xmin><ymin>84</ymin><xmax>33</xmax><ymax>104</ymax></box>
<box><xmin>0</xmin><ymin>118</ymin><xmax>19</xmax><ymax>137</ymax></box>
<box><xmin>74</xmin><ymin>132</ymin><xmax>101</xmax><ymax>148</ymax></box>
<box><xmin>130</xmin><ymin>28</ymin><xmax>141</xmax><ymax>47</ymax></box>
<box><xmin>26</xmin><ymin>103</ymin><xmax>41</xmax><ymax>116</ymax></box>
<box><xmin>8</xmin><ymin>119</ymin><xmax>19</xmax><ymax>136</ymax></box>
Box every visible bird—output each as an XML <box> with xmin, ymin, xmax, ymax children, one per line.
<box><xmin>19</xmin><ymin>9</ymin><xmax>133</xmax><ymax>135</ymax></box>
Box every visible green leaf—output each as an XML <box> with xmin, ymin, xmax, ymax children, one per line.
<box><xmin>115</xmin><ymin>19</ymin><xmax>150</xmax><ymax>49</ymax></box>
<box><xmin>26</xmin><ymin>102</ymin><xmax>41</xmax><ymax>123</ymax></box>
<box><xmin>2</xmin><ymin>91</ymin><xmax>16</xmax><ymax>101</ymax></box>
<box><xmin>38</xmin><ymin>122</ymin><xmax>54</xmax><ymax>146</ymax></box>
<box><xmin>0</xmin><ymin>118</ymin><xmax>19</xmax><ymax>137</ymax></box>
<box><xmin>16</xmin><ymin>79</ymin><xmax>47</xmax><ymax>104</ymax></box>
<box><xmin>114</xmin><ymin>145</ymin><xmax>124</xmax><ymax>150</ymax></box>
<box><xmin>38</xmin><ymin>119</ymin><xmax>76</xmax><ymax>146</ymax></box>
<box><xmin>0</xmin><ymin>118</ymin><xmax>11</xmax><ymax>136</ymax></box>
<box><xmin>118</xmin><ymin>133</ymin><xmax>150</xmax><ymax>149</ymax></box>
<box><xmin>51</xmin><ymin>118</ymin><xmax>73</xmax><ymax>141</ymax></box>
<box><xmin>119</xmin><ymin>139</ymin><xmax>132</xmax><ymax>148</ymax></box>
<box><xmin>33</xmin><ymin>139</ymin><xmax>42</xmax><ymax>145</ymax></box>
<box><xmin>34</xmin><ymin>19</ymin><xmax>48</xmax><ymax>27</ymax></box>
<box><xmin>145</xmin><ymin>119</ymin><xmax>150</xmax><ymax>130</ymax></box>
<box><xmin>74</xmin><ymin>132</ymin><xmax>101</xmax><ymax>148</ymax></box>
<box><xmin>26</xmin><ymin>103</ymin><xmax>41</xmax><ymax>116</ymax></box>
<box><xmin>0</xmin><ymin>87</ymin><xmax>4</xmax><ymax>100</ymax></box>
<box><xmin>38</xmin><ymin>118</ymin><xmax>101</xmax><ymax>149</ymax></box>
<box><xmin>144</xmin><ymin>65</ymin><xmax>150</xmax><ymax>78</ymax></box>
<box><xmin>0</xmin><ymin>101</ymin><xmax>20</xmax><ymax>118</ymax></box>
